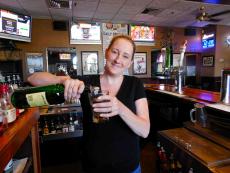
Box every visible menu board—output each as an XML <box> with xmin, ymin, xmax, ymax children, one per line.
<box><xmin>0</xmin><ymin>9</ymin><xmax>31</xmax><ymax>41</ymax></box>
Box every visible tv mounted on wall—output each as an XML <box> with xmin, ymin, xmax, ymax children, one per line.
<box><xmin>130</xmin><ymin>25</ymin><xmax>155</xmax><ymax>46</ymax></box>
<box><xmin>70</xmin><ymin>22</ymin><xmax>101</xmax><ymax>44</ymax></box>
<box><xmin>0</xmin><ymin>9</ymin><xmax>32</xmax><ymax>42</ymax></box>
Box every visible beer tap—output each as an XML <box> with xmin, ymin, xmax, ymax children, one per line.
<box><xmin>176</xmin><ymin>40</ymin><xmax>187</xmax><ymax>94</ymax></box>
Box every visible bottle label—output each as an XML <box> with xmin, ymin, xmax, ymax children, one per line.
<box><xmin>26</xmin><ymin>92</ymin><xmax>49</xmax><ymax>107</ymax></box>
<box><xmin>3</xmin><ymin>108</ymin><xmax>16</xmax><ymax>123</ymax></box>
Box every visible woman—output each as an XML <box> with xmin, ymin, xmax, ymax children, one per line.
<box><xmin>28</xmin><ymin>35</ymin><xmax>150</xmax><ymax>173</ymax></box>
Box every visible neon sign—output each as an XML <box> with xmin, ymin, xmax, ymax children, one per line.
<box><xmin>202</xmin><ymin>33</ymin><xmax>215</xmax><ymax>49</ymax></box>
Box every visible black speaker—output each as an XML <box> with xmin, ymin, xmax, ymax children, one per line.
<box><xmin>184</xmin><ymin>28</ymin><xmax>196</xmax><ymax>36</ymax></box>
<box><xmin>53</xmin><ymin>21</ymin><xmax>67</xmax><ymax>31</ymax></box>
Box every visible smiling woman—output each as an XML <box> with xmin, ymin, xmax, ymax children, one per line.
<box><xmin>27</xmin><ymin>34</ymin><xmax>150</xmax><ymax>173</ymax></box>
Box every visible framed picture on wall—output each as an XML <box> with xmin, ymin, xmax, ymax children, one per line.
<box><xmin>26</xmin><ymin>53</ymin><xmax>44</xmax><ymax>74</ymax></box>
<box><xmin>202</xmin><ymin>55</ymin><xmax>214</xmax><ymax>67</ymax></box>
<box><xmin>81</xmin><ymin>51</ymin><xmax>99</xmax><ymax>75</ymax></box>
<box><xmin>133</xmin><ymin>52</ymin><xmax>147</xmax><ymax>75</ymax></box>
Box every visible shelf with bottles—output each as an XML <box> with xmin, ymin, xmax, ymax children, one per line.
<box><xmin>155</xmin><ymin>141</ymin><xmax>184</xmax><ymax>173</ymax></box>
<box><xmin>39</xmin><ymin>111</ymin><xmax>83</xmax><ymax>142</ymax></box>
<box><xmin>0</xmin><ymin>72</ymin><xmax>24</xmax><ymax>87</ymax></box>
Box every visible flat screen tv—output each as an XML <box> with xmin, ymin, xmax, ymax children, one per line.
<box><xmin>130</xmin><ymin>25</ymin><xmax>155</xmax><ymax>45</ymax></box>
<box><xmin>70</xmin><ymin>22</ymin><xmax>101</xmax><ymax>44</ymax></box>
<box><xmin>0</xmin><ymin>9</ymin><xmax>32</xmax><ymax>42</ymax></box>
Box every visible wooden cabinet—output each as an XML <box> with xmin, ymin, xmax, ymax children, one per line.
<box><xmin>0</xmin><ymin>108</ymin><xmax>41</xmax><ymax>173</ymax></box>
<box><xmin>158</xmin><ymin>126</ymin><xmax>230</xmax><ymax>173</ymax></box>
<box><xmin>38</xmin><ymin>104</ymin><xmax>83</xmax><ymax>167</ymax></box>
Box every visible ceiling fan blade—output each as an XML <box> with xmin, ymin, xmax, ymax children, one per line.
<box><xmin>184</xmin><ymin>0</ymin><xmax>230</xmax><ymax>5</ymax></box>
<box><xmin>209</xmin><ymin>10</ymin><xmax>230</xmax><ymax>17</ymax></box>
<box><xmin>208</xmin><ymin>18</ymin><xmax>222</xmax><ymax>22</ymax></box>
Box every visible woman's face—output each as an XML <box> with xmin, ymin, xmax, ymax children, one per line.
<box><xmin>105</xmin><ymin>38</ymin><xmax>133</xmax><ymax>75</ymax></box>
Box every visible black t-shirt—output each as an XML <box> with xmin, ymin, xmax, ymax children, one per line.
<box><xmin>78</xmin><ymin>75</ymin><xmax>146</xmax><ymax>173</ymax></box>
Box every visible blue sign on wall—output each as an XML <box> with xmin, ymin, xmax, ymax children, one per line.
<box><xmin>202</xmin><ymin>33</ymin><xmax>215</xmax><ymax>49</ymax></box>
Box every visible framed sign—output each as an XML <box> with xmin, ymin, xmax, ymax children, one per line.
<box><xmin>26</xmin><ymin>53</ymin><xmax>44</xmax><ymax>74</ymax></box>
<box><xmin>81</xmin><ymin>51</ymin><xmax>99</xmax><ymax>75</ymax></box>
<box><xmin>133</xmin><ymin>52</ymin><xmax>147</xmax><ymax>75</ymax></box>
<box><xmin>202</xmin><ymin>56</ymin><xmax>214</xmax><ymax>67</ymax></box>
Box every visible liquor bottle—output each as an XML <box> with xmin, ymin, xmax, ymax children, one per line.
<box><xmin>68</xmin><ymin>115</ymin><xmax>75</xmax><ymax>132</ymax></box>
<box><xmin>0</xmin><ymin>84</ymin><xmax>16</xmax><ymax>124</ymax></box>
<box><xmin>6</xmin><ymin>76</ymin><xmax>11</xmax><ymax>85</ymax></box>
<box><xmin>175</xmin><ymin>160</ymin><xmax>183</xmax><ymax>173</ymax></box>
<box><xmin>160</xmin><ymin>147</ymin><xmax>169</xmax><ymax>173</ymax></box>
<box><xmin>156</xmin><ymin>142</ymin><xmax>162</xmax><ymax>172</ymax></box>
<box><xmin>50</xmin><ymin>120</ymin><xmax>56</xmax><ymax>134</ymax></box>
<box><xmin>169</xmin><ymin>153</ymin><xmax>176</xmax><ymax>173</ymax></box>
<box><xmin>16</xmin><ymin>74</ymin><xmax>22</xmax><ymax>87</ymax></box>
<box><xmin>11</xmin><ymin>84</ymin><xmax>65</xmax><ymax>109</ymax></box>
<box><xmin>0</xmin><ymin>72</ymin><xmax>5</xmax><ymax>84</ymax></box>
<box><xmin>12</xmin><ymin>75</ymin><xmax>18</xmax><ymax>90</ymax></box>
<box><xmin>43</xmin><ymin>119</ymin><xmax>49</xmax><ymax>135</ymax></box>
<box><xmin>55</xmin><ymin>117</ymin><xmax>62</xmax><ymax>133</ymax></box>
<box><xmin>62</xmin><ymin>117</ymin><xmax>69</xmax><ymax>133</ymax></box>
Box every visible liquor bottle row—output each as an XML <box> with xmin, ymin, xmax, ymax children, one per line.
<box><xmin>0</xmin><ymin>72</ymin><xmax>23</xmax><ymax>88</ymax></box>
<box><xmin>156</xmin><ymin>141</ymin><xmax>193</xmax><ymax>173</ymax></box>
<box><xmin>39</xmin><ymin>113</ymin><xmax>82</xmax><ymax>136</ymax></box>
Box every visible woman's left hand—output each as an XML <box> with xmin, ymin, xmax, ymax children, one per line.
<box><xmin>92</xmin><ymin>95</ymin><xmax>121</xmax><ymax>118</ymax></box>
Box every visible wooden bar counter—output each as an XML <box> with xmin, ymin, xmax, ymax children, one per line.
<box><xmin>147</xmin><ymin>84</ymin><xmax>230</xmax><ymax>172</ymax></box>
<box><xmin>0</xmin><ymin>108</ymin><xmax>41</xmax><ymax>173</ymax></box>
<box><xmin>144</xmin><ymin>84</ymin><xmax>220</xmax><ymax>103</ymax></box>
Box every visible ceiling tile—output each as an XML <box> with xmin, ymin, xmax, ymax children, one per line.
<box><xmin>100</xmin><ymin>0</ymin><xmax>126</xmax><ymax>3</ymax></box>
<box><xmin>93</xmin><ymin>12</ymin><xmax>115</xmax><ymax>20</ymax></box>
<box><xmin>148</xmin><ymin>0</ymin><xmax>179</xmax><ymax>9</ymax></box>
<box><xmin>97</xmin><ymin>3</ymin><xmax>122</xmax><ymax>13</ymax></box>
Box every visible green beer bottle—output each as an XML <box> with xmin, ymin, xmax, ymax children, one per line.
<box><xmin>11</xmin><ymin>84</ymin><xmax>65</xmax><ymax>109</ymax></box>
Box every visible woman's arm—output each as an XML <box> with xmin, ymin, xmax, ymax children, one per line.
<box><xmin>27</xmin><ymin>72</ymin><xmax>85</xmax><ymax>102</ymax></box>
<box><xmin>117</xmin><ymin>98</ymin><xmax>150</xmax><ymax>138</ymax></box>
<box><xmin>27</xmin><ymin>72</ymin><xmax>70</xmax><ymax>86</ymax></box>
<box><xmin>93</xmin><ymin>96</ymin><xmax>150</xmax><ymax>138</ymax></box>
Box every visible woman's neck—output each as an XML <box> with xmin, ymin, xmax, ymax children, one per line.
<box><xmin>101</xmin><ymin>72</ymin><xmax>123</xmax><ymax>85</ymax></box>
<box><xmin>100</xmin><ymin>72</ymin><xmax>124</xmax><ymax>96</ymax></box>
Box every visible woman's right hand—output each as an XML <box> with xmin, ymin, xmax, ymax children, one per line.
<box><xmin>27</xmin><ymin>72</ymin><xmax>85</xmax><ymax>102</ymax></box>
<box><xmin>63</xmin><ymin>78</ymin><xmax>85</xmax><ymax>102</ymax></box>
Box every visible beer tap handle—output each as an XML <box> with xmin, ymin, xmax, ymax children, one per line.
<box><xmin>179</xmin><ymin>40</ymin><xmax>187</xmax><ymax>67</ymax></box>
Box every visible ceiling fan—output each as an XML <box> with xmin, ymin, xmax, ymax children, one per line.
<box><xmin>196</xmin><ymin>6</ymin><xmax>230</xmax><ymax>22</ymax></box>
